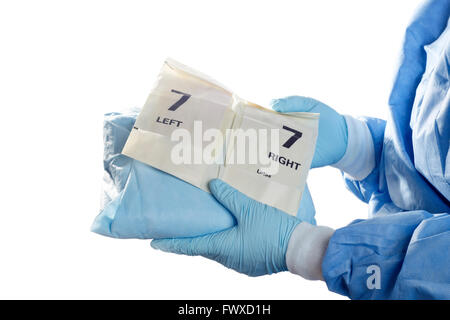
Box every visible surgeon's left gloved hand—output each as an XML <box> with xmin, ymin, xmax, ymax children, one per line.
<box><xmin>271</xmin><ymin>96</ymin><xmax>376</xmax><ymax>180</ymax></box>
<box><xmin>271</xmin><ymin>96</ymin><xmax>348</xmax><ymax>168</ymax></box>
<box><xmin>151</xmin><ymin>179</ymin><xmax>302</xmax><ymax>276</ymax></box>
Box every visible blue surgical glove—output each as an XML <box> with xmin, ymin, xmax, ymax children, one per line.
<box><xmin>271</xmin><ymin>96</ymin><xmax>348</xmax><ymax>168</ymax></box>
<box><xmin>151</xmin><ymin>179</ymin><xmax>302</xmax><ymax>276</ymax></box>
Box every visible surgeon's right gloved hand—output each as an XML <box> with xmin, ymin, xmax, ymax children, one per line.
<box><xmin>271</xmin><ymin>96</ymin><xmax>375</xmax><ymax>180</ymax></box>
<box><xmin>151</xmin><ymin>179</ymin><xmax>335</xmax><ymax>280</ymax></box>
<box><xmin>151</xmin><ymin>179</ymin><xmax>302</xmax><ymax>277</ymax></box>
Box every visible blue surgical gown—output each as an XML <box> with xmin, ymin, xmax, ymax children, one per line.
<box><xmin>322</xmin><ymin>0</ymin><xmax>450</xmax><ymax>299</ymax></box>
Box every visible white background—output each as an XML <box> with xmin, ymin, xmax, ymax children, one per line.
<box><xmin>0</xmin><ymin>0</ymin><xmax>423</xmax><ymax>299</ymax></box>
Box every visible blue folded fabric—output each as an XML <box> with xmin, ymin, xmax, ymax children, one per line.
<box><xmin>91</xmin><ymin>109</ymin><xmax>316</xmax><ymax>239</ymax></box>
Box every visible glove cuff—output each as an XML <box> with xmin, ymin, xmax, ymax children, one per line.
<box><xmin>285</xmin><ymin>222</ymin><xmax>334</xmax><ymax>281</ymax></box>
<box><xmin>331</xmin><ymin>115</ymin><xmax>375</xmax><ymax>180</ymax></box>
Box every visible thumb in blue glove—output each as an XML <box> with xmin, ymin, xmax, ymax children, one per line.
<box><xmin>151</xmin><ymin>179</ymin><xmax>302</xmax><ymax>277</ymax></box>
<box><xmin>271</xmin><ymin>96</ymin><xmax>348</xmax><ymax>168</ymax></box>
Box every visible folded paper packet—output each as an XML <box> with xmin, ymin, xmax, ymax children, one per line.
<box><xmin>122</xmin><ymin>58</ymin><xmax>318</xmax><ymax>216</ymax></box>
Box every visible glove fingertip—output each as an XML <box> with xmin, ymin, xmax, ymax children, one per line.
<box><xmin>209</xmin><ymin>179</ymin><xmax>247</xmax><ymax>221</ymax></box>
<box><xmin>208</xmin><ymin>178</ymin><xmax>224</xmax><ymax>193</ymax></box>
<box><xmin>270</xmin><ymin>98</ymin><xmax>284</xmax><ymax>111</ymax></box>
<box><xmin>275</xmin><ymin>96</ymin><xmax>317</xmax><ymax>113</ymax></box>
<box><xmin>269</xmin><ymin>98</ymin><xmax>280</xmax><ymax>106</ymax></box>
<box><xmin>209</xmin><ymin>179</ymin><xmax>236</xmax><ymax>203</ymax></box>
<box><xmin>150</xmin><ymin>239</ymin><xmax>167</xmax><ymax>250</ymax></box>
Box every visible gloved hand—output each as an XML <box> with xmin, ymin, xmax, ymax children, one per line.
<box><xmin>271</xmin><ymin>96</ymin><xmax>348</xmax><ymax>168</ymax></box>
<box><xmin>151</xmin><ymin>179</ymin><xmax>302</xmax><ymax>276</ymax></box>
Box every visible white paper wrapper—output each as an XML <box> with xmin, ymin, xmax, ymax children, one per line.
<box><xmin>122</xmin><ymin>58</ymin><xmax>318</xmax><ymax>216</ymax></box>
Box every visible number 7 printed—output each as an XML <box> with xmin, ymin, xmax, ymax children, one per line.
<box><xmin>282</xmin><ymin>125</ymin><xmax>303</xmax><ymax>148</ymax></box>
<box><xmin>168</xmin><ymin>89</ymin><xmax>191</xmax><ymax>111</ymax></box>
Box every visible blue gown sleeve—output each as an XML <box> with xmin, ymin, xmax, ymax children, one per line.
<box><xmin>322</xmin><ymin>210</ymin><xmax>450</xmax><ymax>299</ymax></box>
<box><xmin>322</xmin><ymin>0</ymin><xmax>450</xmax><ymax>299</ymax></box>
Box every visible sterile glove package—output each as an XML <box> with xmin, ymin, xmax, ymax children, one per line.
<box><xmin>91</xmin><ymin>109</ymin><xmax>317</xmax><ymax>239</ymax></box>
<box><xmin>122</xmin><ymin>58</ymin><xmax>319</xmax><ymax>216</ymax></box>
